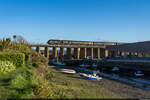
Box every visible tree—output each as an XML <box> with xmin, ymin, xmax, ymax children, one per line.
<box><xmin>16</xmin><ymin>35</ymin><xmax>28</xmax><ymax>44</ymax></box>
<box><xmin>0</xmin><ymin>38</ymin><xmax>11</xmax><ymax>51</ymax></box>
<box><xmin>13</xmin><ymin>35</ymin><xmax>17</xmax><ymax>42</ymax></box>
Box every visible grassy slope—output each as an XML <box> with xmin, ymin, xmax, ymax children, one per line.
<box><xmin>0</xmin><ymin>64</ymin><xmax>122</xmax><ymax>99</ymax></box>
<box><xmin>48</xmin><ymin>67</ymin><xmax>122</xmax><ymax>99</ymax></box>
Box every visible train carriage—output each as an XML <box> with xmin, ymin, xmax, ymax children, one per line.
<box><xmin>48</xmin><ymin>39</ymin><xmax>94</xmax><ymax>46</ymax></box>
<box><xmin>47</xmin><ymin>39</ymin><xmax>121</xmax><ymax>46</ymax></box>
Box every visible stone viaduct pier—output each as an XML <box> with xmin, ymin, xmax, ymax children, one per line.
<box><xmin>29</xmin><ymin>40</ymin><xmax>122</xmax><ymax>60</ymax></box>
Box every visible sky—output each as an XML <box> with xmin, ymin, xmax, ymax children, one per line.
<box><xmin>0</xmin><ymin>0</ymin><xmax>150</xmax><ymax>44</ymax></box>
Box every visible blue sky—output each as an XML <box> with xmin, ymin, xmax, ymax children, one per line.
<box><xmin>0</xmin><ymin>0</ymin><xmax>150</xmax><ymax>43</ymax></box>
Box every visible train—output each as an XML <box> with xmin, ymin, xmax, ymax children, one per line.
<box><xmin>47</xmin><ymin>39</ymin><xmax>122</xmax><ymax>46</ymax></box>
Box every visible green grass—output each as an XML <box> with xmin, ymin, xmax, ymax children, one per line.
<box><xmin>0</xmin><ymin>66</ymin><xmax>35</xmax><ymax>99</ymax></box>
<box><xmin>0</xmin><ymin>63</ymin><xmax>122</xmax><ymax>99</ymax></box>
<box><xmin>48</xmin><ymin>67</ymin><xmax>122</xmax><ymax>99</ymax></box>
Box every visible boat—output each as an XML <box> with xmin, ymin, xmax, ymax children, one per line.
<box><xmin>52</xmin><ymin>62</ymin><xmax>65</xmax><ymax>66</ymax></box>
<box><xmin>80</xmin><ymin>64</ymin><xmax>90</xmax><ymax>68</ymax></box>
<box><xmin>59</xmin><ymin>68</ymin><xmax>76</xmax><ymax>74</ymax></box>
<box><xmin>79</xmin><ymin>63</ymin><xmax>98</xmax><ymax>70</ymax></box>
<box><xmin>79</xmin><ymin>64</ymin><xmax>90</xmax><ymax>68</ymax></box>
<box><xmin>91</xmin><ymin>63</ymin><xmax>97</xmax><ymax>70</ymax></box>
<box><xmin>86</xmin><ymin>56</ymin><xmax>92</xmax><ymax>60</ymax></box>
<box><xmin>79</xmin><ymin>73</ymin><xmax>102</xmax><ymax>81</ymax></box>
<box><xmin>92</xmin><ymin>63</ymin><xmax>97</xmax><ymax>67</ymax></box>
<box><xmin>134</xmin><ymin>70</ymin><xmax>144</xmax><ymax>77</ymax></box>
<box><xmin>112</xmin><ymin>67</ymin><xmax>119</xmax><ymax>71</ymax></box>
<box><xmin>51</xmin><ymin>51</ymin><xmax>65</xmax><ymax>66</ymax></box>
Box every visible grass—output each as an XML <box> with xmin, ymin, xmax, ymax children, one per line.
<box><xmin>0</xmin><ymin>63</ymin><xmax>122</xmax><ymax>99</ymax></box>
<box><xmin>0</xmin><ymin>63</ymin><xmax>70</xmax><ymax>99</ymax></box>
<box><xmin>0</xmin><ymin>66</ymin><xmax>35</xmax><ymax>98</ymax></box>
<box><xmin>47</xmin><ymin>66</ymin><xmax>122</xmax><ymax>99</ymax></box>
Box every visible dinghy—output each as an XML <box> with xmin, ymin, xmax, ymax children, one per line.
<box><xmin>59</xmin><ymin>68</ymin><xmax>76</xmax><ymax>74</ymax></box>
<box><xmin>52</xmin><ymin>62</ymin><xmax>65</xmax><ymax>66</ymax></box>
<box><xmin>79</xmin><ymin>73</ymin><xmax>102</xmax><ymax>81</ymax></box>
<box><xmin>134</xmin><ymin>70</ymin><xmax>144</xmax><ymax>77</ymax></box>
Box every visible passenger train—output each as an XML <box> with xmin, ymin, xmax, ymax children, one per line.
<box><xmin>47</xmin><ymin>39</ymin><xmax>121</xmax><ymax>46</ymax></box>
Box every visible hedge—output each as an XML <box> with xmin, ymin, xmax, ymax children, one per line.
<box><xmin>0</xmin><ymin>61</ymin><xmax>16</xmax><ymax>74</ymax></box>
<box><xmin>0</xmin><ymin>52</ymin><xmax>25</xmax><ymax>68</ymax></box>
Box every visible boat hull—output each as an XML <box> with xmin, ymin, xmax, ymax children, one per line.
<box><xmin>59</xmin><ymin>69</ymin><xmax>76</xmax><ymax>74</ymax></box>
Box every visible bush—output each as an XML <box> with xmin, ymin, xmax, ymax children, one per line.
<box><xmin>45</xmin><ymin>71</ymin><xmax>55</xmax><ymax>80</ymax></box>
<box><xmin>32</xmin><ymin>78</ymin><xmax>54</xmax><ymax>98</ymax></box>
<box><xmin>10</xmin><ymin>74</ymin><xmax>29</xmax><ymax>89</ymax></box>
<box><xmin>12</xmin><ymin>44</ymin><xmax>31</xmax><ymax>54</ymax></box>
<box><xmin>0</xmin><ymin>38</ymin><xmax>11</xmax><ymax>51</ymax></box>
<box><xmin>0</xmin><ymin>61</ymin><xmax>16</xmax><ymax>74</ymax></box>
<box><xmin>30</xmin><ymin>51</ymin><xmax>48</xmax><ymax>67</ymax></box>
<box><xmin>0</xmin><ymin>52</ymin><xmax>25</xmax><ymax>68</ymax></box>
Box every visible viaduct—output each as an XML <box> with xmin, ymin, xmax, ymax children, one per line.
<box><xmin>29</xmin><ymin>40</ymin><xmax>150</xmax><ymax>60</ymax></box>
<box><xmin>29</xmin><ymin>40</ymin><xmax>122</xmax><ymax>59</ymax></box>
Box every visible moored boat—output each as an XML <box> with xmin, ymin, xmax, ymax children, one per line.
<box><xmin>79</xmin><ymin>73</ymin><xmax>102</xmax><ymax>81</ymax></box>
<box><xmin>52</xmin><ymin>62</ymin><xmax>65</xmax><ymax>66</ymax></box>
<box><xmin>59</xmin><ymin>68</ymin><xmax>76</xmax><ymax>74</ymax></box>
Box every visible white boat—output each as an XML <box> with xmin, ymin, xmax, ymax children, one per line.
<box><xmin>59</xmin><ymin>68</ymin><xmax>76</xmax><ymax>74</ymax></box>
<box><xmin>134</xmin><ymin>70</ymin><xmax>144</xmax><ymax>77</ymax></box>
<box><xmin>79</xmin><ymin>73</ymin><xmax>102</xmax><ymax>81</ymax></box>
<box><xmin>112</xmin><ymin>67</ymin><xmax>119</xmax><ymax>71</ymax></box>
<box><xmin>86</xmin><ymin>56</ymin><xmax>92</xmax><ymax>60</ymax></box>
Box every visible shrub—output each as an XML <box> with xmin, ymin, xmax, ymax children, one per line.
<box><xmin>0</xmin><ymin>38</ymin><xmax>11</xmax><ymax>51</ymax></box>
<box><xmin>12</xmin><ymin>44</ymin><xmax>31</xmax><ymax>54</ymax></box>
<box><xmin>45</xmin><ymin>71</ymin><xmax>55</xmax><ymax>80</ymax></box>
<box><xmin>32</xmin><ymin>79</ymin><xmax>54</xmax><ymax>98</ymax></box>
<box><xmin>0</xmin><ymin>52</ymin><xmax>25</xmax><ymax>68</ymax></box>
<box><xmin>30</xmin><ymin>51</ymin><xmax>48</xmax><ymax>67</ymax></box>
<box><xmin>0</xmin><ymin>61</ymin><xmax>16</xmax><ymax>74</ymax></box>
<box><xmin>10</xmin><ymin>74</ymin><xmax>29</xmax><ymax>89</ymax></box>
